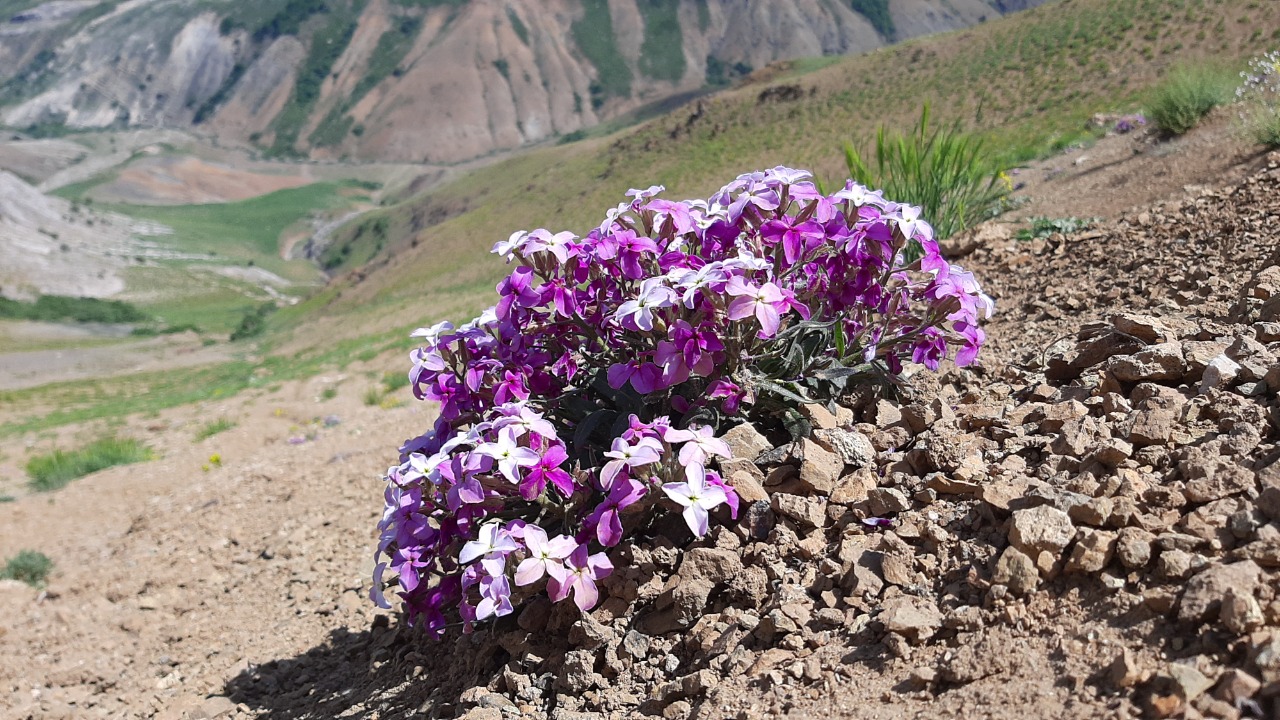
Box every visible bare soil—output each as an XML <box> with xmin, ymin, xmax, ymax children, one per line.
<box><xmin>1</xmin><ymin>125</ymin><xmax>1278</xmax><ymax>720</ymax></box>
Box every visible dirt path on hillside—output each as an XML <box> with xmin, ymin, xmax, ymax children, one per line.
<box><xmin>1</xmin><ymin>130</ymin><xmax>1278</xmax><ymax>720</ymax></box>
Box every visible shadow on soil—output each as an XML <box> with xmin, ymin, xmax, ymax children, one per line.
<box><xmin>223</xmin><ymin>618</ymin><xmax>515</xmax><ymax>718</ymax></box>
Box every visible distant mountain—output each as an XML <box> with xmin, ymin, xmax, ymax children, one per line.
<box><xmin>0</xmin><ymin>0</ymin><xmax>1050</xmax><ymax>164</ymax></box>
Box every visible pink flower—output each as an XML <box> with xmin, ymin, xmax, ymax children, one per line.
<box><xmin>514</xmin><ymin>525</ymin><xmax>576</xmax><ymax>586</ymax></box>
<box><xmin>547</xmin><ymin>545</ymin><xmax>613</xmax><ymax>611</ymax></box>
<box><xmin>726</xmin><ymin>276</ymin><xmax>786</xmax><ymax>337</ymax></box>
<box><xmin>662</xmin><ymin>464</ymin><xmax>728</xmax><ymax>537</ymax></box>
<box><xmin>662</xmin><ymin>424</ymin><xmax>731</xmax><ymax>467</ymax></box>
<box><xmin>599</xmin><ymin>436</ymin><xmax>663</xmax><ymax>489</ymax></box>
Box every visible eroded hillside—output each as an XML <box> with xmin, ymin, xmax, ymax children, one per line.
<box><xmin>0</xmin><ymin>0</ymin><xmax>1048</xmax><ymax>163</ymax></box>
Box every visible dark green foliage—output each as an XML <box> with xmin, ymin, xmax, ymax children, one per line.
<box><xmin>572</xmin><ymin>0</ymin><xmax>632</xmax><ymax>104</ymax></box>
<box><xmin>26</xmin><ymin>438</ymin><xmax>153</xmax><ymax>492</ymax></box>
<box><xmin>705</xmin><ymin>56</ymin><xmax>752</xmax><ymax>86</ymax></box>
<box><xmin>0</xmin><ymin>295</ymin><xmax>148</xmax><ymax>324</ymax></box>
<box><xmin>321</xmin><ymin>215</ymin><xmax>389</xmax><ymax>270</ymax></box>
<box><xmin>848</xmin><ymin>0</ymin><xmax>895</xmax><ymax>39</ymax></box>
<box><xmin>694</xmin><ymin>0</ymin><xmax>710</xmax><ymax>31</ymax></box>
<box><xmin>493</xmin><ymin>59</ymin><xmax>510</xmax><ymax>80</ymax></box>
<box><xmin>1</xmin><ymin>551</ymin><xmax>52</xmax><ymax>587</ymax></box>
<box><xmin>229</xmin><ymin>303</ymin><xmax>277</xmax><ymax>342</ymax></box>
<box><xmin>269</xmin><ymin>9</ymin><xmax>360</xmax><ymax>155</ymax></box>
<box><xmin>506</xmin><ymin>7</ymin><xmax>528</xmax><ymax>44</ymax></box>
<box><xmin>193</xmin><ymin>62</ymin><xmax>246</xmax><ymax>124</ymax></box>
<box><xmin>638</xmin><ymin>0</ymin><xmax>685</xmax><ymax>82</ymax></box>
<box><xmin>220</xmin><ymin>0</ymin><xmax>329</xmax><ymax>42</ymax></box>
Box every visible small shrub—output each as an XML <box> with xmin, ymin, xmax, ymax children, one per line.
<box><xmin>195</xmin><ymin>418</ymin><xmax>236</xmax><ymax>441</ymax></box>
<box><xmin>229</xmin><ymin>303</ymin><xmax>276</xmax><ymax>342</ymax></box>
<box><xmin>1</xmin><ymin>551</ymin><xmax>53</xmax><ymax>587</ymax></box>
<box><xmin>0</xmin><ymin>495</ymin><xmax>14</xmax><ymax>503</ymax></box>
<box><xmin>843</xmin><ymin>105</ymin><xmax>1008</xmax><ymax>258</ymax></box>
<box><xmin>371</xmin><ymin>167</ymin><xmax>992</xmax><ymax>635</ymax></box>
<box><xmin>381</xmin><ymin>371</ymin><xmax>411</xmax><ymax>392</ymax></box>
<box><xmin>26</xmin><ymin>438</ymin><xmax>154</xmax><ymax>492</ymax></box>
<box><xmin>1145</xmin><ymin>64</ymin><xmax>1235</xmax><ymax>136</ymax></box>
<box><xmin>320</xmin><ymin>386</ymin><xmax>339</xmax><ymax>401</ymax></box>
<box><xmin>363</xmin><ymin>387</ymin><xmax>385</xmax><ymax>406</ymax></box>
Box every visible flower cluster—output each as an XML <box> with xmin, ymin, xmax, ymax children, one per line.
<box><xmin>371</xmin><ymin>166</ymin><xmax>992</xmax><ymax>636</ymax></box>
<box><xmin>1113</xmin><ymin>114</ymin><xmax>1147</xmax><ymax>134</ymax></box>
<box><xmin>1238</xmin><ymin>51</ymin><xmax>1280</xmax><ymax>101</ymax></box>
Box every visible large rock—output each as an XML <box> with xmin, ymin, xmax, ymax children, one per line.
<box><xmin>1126</xmin><ymin>409</ymin><xmax>1177</xmax><ymax>446</ymax></box>
<box><xmin>1009</xmin><ymin>506</ymin><xmax>1076</xmax><ymax>557</ymax></box>
<box><xmin>880</xmin><ymin>595</ymin><xmax>943</xmax><ymax>644</ymax></box>
<box><xmin>720</xmin><ymin>423</ymin><xmax>772</xmax><ymax>462</ymax></box>
<box><xmin>813</xmin><ymin>427</ymin><xmax>876</xmax><ymax>468</ymax></box>
<box><xmin>993</xmin><ymin>546</ymin><xmax>1039</xmax><ymax>595</ymax></box>
<box><xmin>1066</xmin><ymin>529</ymin><xmax>1117</xmax><ymax>573</ymax></box>
<box><xmin>1106</xmin><ymin>342</ymin><xmax>1185</xmax><ymax>382</ymax></box>
<box><xmin>1177</xmin><ymin>560</ymin><xmax>1262</xmax><ymax>623</ymax></box>
<box><xmin>798</xmin><ymin>438</ymin><xmax>842</xmax><ymax>495</ymax></box>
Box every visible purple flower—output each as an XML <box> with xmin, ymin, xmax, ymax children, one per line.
<box><xmin>521</xmin><ymin>442</ymin><xmax>575</xmax><ymax>499</ymax></box>
<box><xmin>585</xmin><ymin>475</ymin><xmax>648</xmax><ymax>546</ymax></box>
<box><xmin>547</xmin><ymin>545</ymin><xmax>613</xmax><ymax>612</ymax></box>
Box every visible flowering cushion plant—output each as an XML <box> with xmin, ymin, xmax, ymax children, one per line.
<box><xmin>371</xmin><ymin>166</ymin><xmax>993</xmax><ymax>636</ymax></box>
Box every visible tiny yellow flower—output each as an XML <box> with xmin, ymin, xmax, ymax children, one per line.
<box><xmin>209</xmin><ymin>453</ymin><xmax>222</xmax><ymax>467</ymax></box>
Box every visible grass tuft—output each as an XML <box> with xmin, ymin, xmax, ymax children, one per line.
<box><xmin>1</xmin><ymin>550</ymin><xmax>53</xmax><ymax>587</ymax></box>
<box><xmin>1145</xmin><ymin>65</ymin><xmax>1237</xmax><ymax>136</ymax></box>
<box><xmin>194</xmin><ymin>418</ymin><xmax>237</xmax><ymax>441</ymax></box>
<box><xmin>844</xmin><ymin>105</ymin><xmax>1008</xmax><ymax>253</ymax></box>
<box><xmin>26</xmin><ymin>438</ymin><xmax>154</xmax><ymax>492</ymax></box>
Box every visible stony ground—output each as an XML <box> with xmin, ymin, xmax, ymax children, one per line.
<box><xmin>1</xmin><ymin>134</ymin><xmax>1279</xmax><ymax>720</ymax></box>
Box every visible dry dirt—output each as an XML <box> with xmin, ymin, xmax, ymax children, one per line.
<box><xmin>1</xmin><ymin>127</ymin><xmax>1279</xmax><ymax>720</ymax></box>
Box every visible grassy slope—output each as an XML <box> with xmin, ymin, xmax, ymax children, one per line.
<box><xmin>297</xmin><ymin>0</ymin><xmax>1275</xmax><ymax>339</ymax></box>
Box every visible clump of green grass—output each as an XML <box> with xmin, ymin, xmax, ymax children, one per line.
<box><xmin>1</xmin><ymin>550</ymin><xmax>53</xmax><ymax>587</ymax></box>
<box><xmin>843</xmin><ymin>105</ymin><xmax>1008</xmax><ymax>254</ymax></box>
<box><xmin>26</xmin><ymin>438</ymin><xmax>154</xmax><ymax>492</ymax></box>
<box><xmin>1016</xmin><ymin>216</ymin><xmax>1099</xmax><ymax>240</ymax></box>
<box><xmin>363</xmin><ymin>386</ymin><xmax>386</xmax><ymax>406</ymax></box>
<box><xmin>0</xmin><ymin>495</ymin><xmax>15</xmax><ymax>503</ymax></box>
<box><xmin>319</xmin><ymin>386</ymin><xmax>339</xmax><ymax>401</ymax></box>
<box><xmin>1243</xmin><ymin>105</ymin><xmax>1280</xmax><ymax>148</ymax></box>
<box><xmin>1145</xmin><ymin>65</ymin><xmax>1236</xmax><ymax>136</ymax></box>
<box><xmin>194</xmin><ymin>418</ymin><xmax>237</xmax><ymax>441</ymax></box>
<box><xmin>381</xmin><ymin>371</ymin><xmax>411</xmax><ymax>392</ymax></box>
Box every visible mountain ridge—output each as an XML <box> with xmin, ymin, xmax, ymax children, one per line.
<box><xmin>0</xmin><ymin>0</ymin><xmax>1049</xmax><ymax>164</ymax></box>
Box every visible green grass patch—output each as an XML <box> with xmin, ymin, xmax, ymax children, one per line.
<box><xmin>310</xmin><ymin>14</ymin><xmax>422</xmax><ymax>148</ymax></box>
<box><xmin>194</xmin><ymin>417</ymin><xmax>237</xmax><ymax>441</ymax></box>
<box><xmin>107</xmin><ymin>182</ymin><xmax>357</xmax><ymax>261</ymax></box>
<box><xmin>26</xmin><ymin>437</ymin><xmax>154</xmax><ymax>492</ymax></box>
<box><xmin>0</xmin><ymin>295</ymin><xmax>149</xmax><ymax>324</ymax></box>
<box><xmin>844</xmin><ymin>105</ymin><xmax>1008</xmax><ymax>244</ymax></box>
<box><xmin>1145</xmin><ymin>64</ymin><xmax>1237</xmax><ymax>135</ymax></box>
<box><xmin>320</xmin><ymin>214</ymin><xmax>389</xmax><ymax>271</ymax></box>
<box><xmin>572</xmin><ymin>0</ymin><xmax>632</xmax><ymax>108</ymax></box>
<box><xmin>1243</xmin><ymin>104</ymin><xmax>1280</xmax><ymax>148</ymax></box>
<box><xmin>0</xmin><ymin>550</ymin><xmax>52</xmax><ymax>587</ymax></box>
<box><xmin>320</xmin><ymin>385</ymin><xmax>339</xmax><ymax>400</ymax></box>
<box><xmin>638</xmin><ymin>0</ymin><xmax>685</xmax><ymax>82</ymax></box>
<box><xmin>0</xmin><ymin>495</ymin><xmax>15</xmax><ymax>503</ymax></box>
<box><xmin>1016</xmin><ymin>216</ymin><xmax>1098</xmax><ymax>240</ymax></box>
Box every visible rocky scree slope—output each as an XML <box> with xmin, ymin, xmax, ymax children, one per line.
<box><xmin>225</xmin><ymin>154</ymin><xmax>1280</xmax><ymax>720</ymax></box>
<box><xmin>0</xmin><ymin>0</ymin><xmax>1046</xmax><ymax>164</ymax></box>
